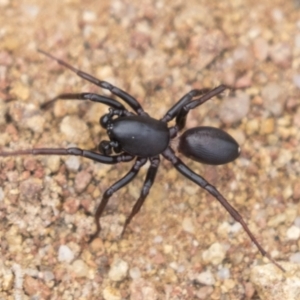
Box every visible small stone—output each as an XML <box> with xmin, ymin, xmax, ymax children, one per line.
<box><xmin>219</xmin><ymin>92</ymin><xmax>250</xmax><ymax>124</ymax></box>
<box><xmin>58</xmin><ymin>245</ymin><xmax>75</xmax><ymax>263</ymax></box>
<box><xmin>202</xmin><ymin>242</ymin><xmax>226</xmax><ymax>265</ymax></box>
<box><xmin>23</xmin><ymin>276</ymin><xmax>51</xmax><ymax>299</ymax></box>
<box><xmin>71</xmin><ymin>259</ymin><xmax>90</xmax><ymax>278</ymax></box>
<box><xmin>289</xmin><ymin>252</ymin><xmax>300</xmax><ymax>264</ymax></box>
<box><xmin>82</xmin><ymin>10</ymin><xmax>97</xmax><ymax>22</ymax></box>
<box><xmin>11</xmin><ymin>82</ymin><xmax>30</xmax><ymax>101</ymax></box>
<box><xmin>0</xmin><ymin>262</ymin><xmax>13</xmax><ymax>290</ymax></box>
<box><xmin>74</xmin><ymin>170</ymin><xmax>92</xmax><ymax>193</ymax></box>
<box><xmin>45</xmin><ymin>156</ymin><xmax>61</xmax><ymax>173</ymax></box>
<box><xmin>269</xmin><ymin>43</ymin><xmax>291</xmax><ymax>68</ymax></box>
<box><xmin>25</xmin><ymin>115</ymin><xmax>46</xmax><ymax>133</ymax></box>
<box><xmin>63</xmin><ymin>197</ymin><xmax>80</xmax><ymax>214</ymax></box>
<box><xmin>60</xmin><ymin>115</ymin><xmax>90</xmax><ymax>144</ymax></box>
<box><xmin>260</xmin><ymin>118</ymin><xmax>275</xmax><ymax>135</ymax></box>
<box><xmin>286</xmin><ymin>225</ymin><xmax>300</xmax><ymax>240</ymax></box>
<box><xmin>261</xmin><ymin>83</ymin><xmax>285</xmax><ymax>116</ymax></box>
<box><xmin>250</xmin><ymin>263</ymin><xmax>300</xmax><ymax>300</ymax></box>
<box><xmin>129</xmin><ymin>267</ymin><xmax>141</xmax><ymax>279</ymax></box>
<box><xmin>253</xmin><ymin>37</ymin><xmax>269</xmax><ymax>61</ymax></box>
<box><xmin>108</xmin><ymin>258</ymin><xmax>128</xmax><ymax>281</ymax></box>
<box><xmin>217</xmin><ymin>267</ymin><xmax>230</xmax><ymax>280</ymax></box>
<box><xmin>130</xmin><ymin>278</ymin><xmax>158</xmax><ymax>300</ymax></box>
<box><xmin>196</xmin><ymin>270</ymin><xmax>215</xmax><ymax>285</ymax></box>
<box><xmin>19</xmin><ymin>178</ymin><xmax>43</xmax><ymax>199</ymax></box>
<box><xmin>65</xmin><ymin>156</ymin><xmax>80</xmax><ymax>172</ymax></box>
<box><xmin>293</xmin><ymin>74</ymin><xmax>300</xmax><ymax>89</ymax></box>
<box><xmin>182</xmin><ymin>217</ymin><xmax>195</xmax><ymax>234</ymax></box>
<box><xmin>103</xmin><ymin>286</ymin><xmax>121</xmax><ymax>300</ymax></box>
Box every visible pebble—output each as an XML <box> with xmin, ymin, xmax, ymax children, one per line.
<box><xmin>60</xmin><ymin>115</ymin><xmax>90</xmax><ymax>144</ymax></box>
<box><xmin>294</xmin><ymin>216</ymin><xmax>300</xmax><ymax>227</ymax></box>
<box><xmin>250</xmin><ymin>263</ymin><xmax>300</xmax><ymax>300</ymax></box>
<box><xmin>102</xmin><ymin>286</ymin><xmax>121</xmax><ymax>300</ymax></box>
<box><xmin>182</xmin><ymin>217</ymin><xmax>195</xmax><ymax>234</ymax></box>
<box><xmin>253</xmin><ymin>37</ymin><xmax>269</xmax><ymax>61</ymax></box>
<box><xmin>108</xmin><ymin>258</ymin><xmax>128</xmax><ymax>282</ymax></box>
<box><xmin>58</xmin><ymin>245</ymin><xmax>75</xmax><ymax>263</ymax></box>
<box><xmin>217</xmin><ymin>267</ymin><xmax>230</xmax><ymax>280</ymax></box>
<box><xmin>196</xmin><ymin>270</ymin><xmax>216</xmax><ymax>285</ymax></box>
<box><xmin>130</xmin><ymin>278</ymin><xmax>159</xmax><ymax>300</ymax></box>
<box><xmin>11</xmin><ymin>82</ymin><xmax>30</xmax><ymax>101</ymax></box>
<box><xmin>25</xmin><ymin>115</ymin><xmax>46</xmax><ymax>133</ymax></box>
<box><xmin>65</xmin><ymin>156</ymin><xmax>80</xmax><ymax>172</ymax></box>
<box><xmin>71</xmin><ymin>259</ymin><xmax>90</xmax><ymax>278</ymax></box>
<box><xmin>74</xmin><ymin>170</ymin><xmax>92</xmax><ymax>193</ymax></box>
<box><xmin>269</xmin><ymin>43</ymin><xmax>291</xmax><ymax>68</ymax></box>
<box><xmin>129</xmin><ymin>267</ymin><xmax>141</xmax><ymax>279</ymax></box>
<box><xmin>23</xmin><ymin>276</ymin><xmax>51</xmax><ymax>299</ymax></box>
<box><xmin>202</xmin><ymin>242</ymin><xmax>226</xmax><ymax>265</ymax></box>
<box><xmin>45</xmin><ymin>156</ymin><xmax>61</xmax><ymax>173</ymax></box>
<box><xmin>219</xmin><ymin>92</ymin><xmax>250</xmax><ymax>124</ymax></box>
<box><xmin>261</xmin><ymin>82</ymin><xmax>285</xmax><ymax>116</ymax></box>
<box><xmin>290</xmin><ymin>252</ymin><xmax>300</xmax><ymax>264</ymax></box>
<box><xmin>293</xmin><ymin>74</ymin><xmax>300</xmax><ymax>89</ymax></box>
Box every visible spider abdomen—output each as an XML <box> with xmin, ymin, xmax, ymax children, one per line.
<box><xmin>110</xmin><ymin>115</ymin><xmax>170</xmax><ymax>157</ymax></box>
<box><xmin>178</xmin><ymin>126</ymin><xmax>240</xmax><ymax>165</ymax></box>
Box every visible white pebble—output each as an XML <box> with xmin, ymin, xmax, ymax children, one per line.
<box><xmin>129</xmin><ymin>267</ymin><xmax>141</xmax><ymax>279</ymax></box>
<box><xmin>65</xmin><ymin>156</ymin><xmax>81</xmax><ymax>172</ymax></box>
<box><xmin>217</xmin><ymin>267</ymin><xmax>230</xmax><ymax>280</ymax></box>
<box><xmin>290</xmin><ymin>252</ymin><xmax>300</xmax><ymax>264</ymax></box>
<box><xmin>202</xmin><ymin>242</ymin><xmax>226</xmax><ymax>265</ymax></box>
<box><xmin>58</xmin><ymin>245</ymin><xmax>74</xmax><ymax>263</ymax></box>
<box><xmin>287</xmin><ymin>225</ymin><xmax>300</xmax><ymax>240</ymax></box>
<box><xmin>108</xmin><ymin>258</ymin><xmax>128</xmax><ymax>281</ymax></box>
<box><xmin>196</xmin><ymin>270</ymin><xmax>215</xmax><ymax>285</ymax></box>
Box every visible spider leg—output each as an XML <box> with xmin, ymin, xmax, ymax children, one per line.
<box><xmin>174</xmin><ymin>85</ymin><xmax>228</xmax><ymax>132</ymax></box>
<box><xmin>38</xmin><ymin>49</ymin><xmax>145</xmax><ymax>115</ymax></box>
<box><xmin>90</xmin><ymin>157</ymin><xmax>147</xmax><ymax>241</ymax></box>
<box><xmin>0</xmin><ymin>147</ymin><xmax>134</xmax><ymax>164</ymax></box>
<box><xmin>121</xmin><ymin>156</ymin><xmax>160</xmax><ymax>236</ymax></box>
<box><xmin>163</xmin><ymin>146</ymin><xmax>285</xmax><ymax>272</ymax></box>
<box><xmin>41</xmin><ymin>93</ymin><xmax>126</xmax><ymax>110</ymax></box>
<box><xmin>161</xmin><ymin>88</ymin><xmax>210</xmax><ymax>123</ymax></box>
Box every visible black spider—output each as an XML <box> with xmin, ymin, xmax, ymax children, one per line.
<box><xmin>0</xmin><ymin>50</ymin><xmax>283</xmax><ymax>271</ymax></box>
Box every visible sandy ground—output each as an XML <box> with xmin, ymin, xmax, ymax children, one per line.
<box><xmin>0</xmin><ymin>0</ymin><xmax>300</xmax><ymax>299</ymax></box>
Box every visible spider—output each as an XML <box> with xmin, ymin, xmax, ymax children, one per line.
<box><xmin>0</xmin><ymin>50</ymin><xmax>284</xmax><ymax>271</ymax></box>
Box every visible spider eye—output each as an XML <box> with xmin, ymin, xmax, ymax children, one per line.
<box><xmin>178</xmin><ymin>126</ymin><xmax>240</xmax><ymax>165</ymax></box>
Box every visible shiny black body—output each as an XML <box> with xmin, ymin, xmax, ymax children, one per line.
<box><xmin>109</xmin><ymin>115</ymin><xmax>170</xmax><ymax>157</ymax></box>
<box><xmin>0</xmin><ymin>50</ymin><xmax>284</xmax><ymax>271</ymax></box>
